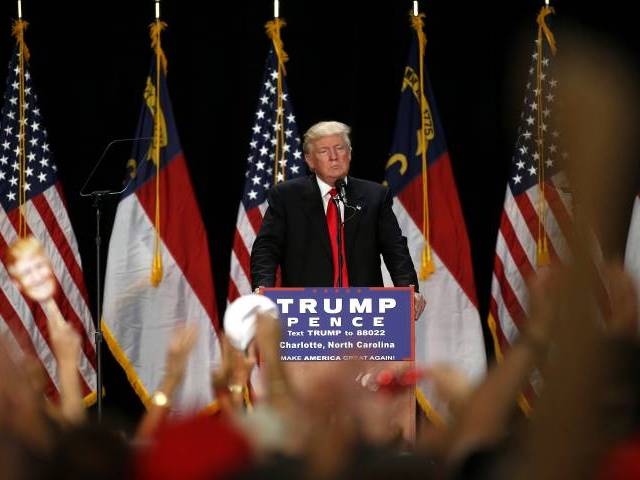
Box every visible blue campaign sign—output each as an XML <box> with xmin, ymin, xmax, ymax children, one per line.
<box><xmin>262</xmin><ymin>287</ymin><xmax>414</xmax><ymax>361</ymax></box>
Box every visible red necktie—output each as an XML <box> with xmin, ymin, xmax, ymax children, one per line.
<box><xmin>326</xmin><ymin>188</ymin><xmax>349</xmax><ymax>287</ymax></box>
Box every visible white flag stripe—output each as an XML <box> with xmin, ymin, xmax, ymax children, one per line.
<box><xmin>491</xmin><ymin>271</ymin><xmax>523</xmax><ymax>345</ymax></box>
<box><xmin>495</xmin><ymin>230</ymin><xmax>531</xmax><ymax>317</ymax></box>
<box><xmin>43</xmin><ymin>187</ymin><xmax>84</xmax><ymax>269</ymax></box>
<box><xmin>235</xmin><ymin>205</ymin><xmax>258</xmax><ymax>253</ymax></box>
<box><xmin>229</xmin><ymin>251</ymin><xmax>252</xmax><ymax>294</ymax></box>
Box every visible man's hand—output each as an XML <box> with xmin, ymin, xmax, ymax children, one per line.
<box><xmin>414</xmin><ymin>292</ymin><xmax>426</xmax><ymax>320</ymax></box>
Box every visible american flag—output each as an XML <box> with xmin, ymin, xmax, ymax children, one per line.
<box><xmin>0</xmin><ymin>46</ymin><xmax>96</xmax><ymax>402</ymax></box>
<box><xmin>228</xmin><ymin>45</ymin><xmax>306</xmax><ymax>301</ymax></box>
<box><xmin>488</xmin><ymin>9</ymin><xmax>572</xmax><ymax>404</ymax></box>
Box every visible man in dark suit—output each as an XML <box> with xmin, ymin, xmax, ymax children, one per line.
<box><xmin>251</xmin><ymin>121</ymin><xmax>426</xmax><ymax>318</ymax></box>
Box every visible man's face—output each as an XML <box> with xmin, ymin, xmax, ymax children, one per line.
<box><xmin>305</xmin><ymin>134</ymin><xmax>351</xmax><ymax>186</ymax></box>
<box><xmin>11</xmin><ymin>251</ymin><xmax>56</xmax><ymax>302</ymax></box>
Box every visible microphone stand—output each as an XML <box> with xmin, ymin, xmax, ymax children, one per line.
<box><xmin>86</xmin><ymin>190</ymin><xmax>116</xmax><ymax>421</ymax></box>
<box><xmin>334</xmin><ymin>196</ymin><xmax>344</xmax><ymax>287</ymax></box>
<box><xmin>78</xmin><ymin>137</ymin><xmax>149</xmax><ymax>421</ymax></box>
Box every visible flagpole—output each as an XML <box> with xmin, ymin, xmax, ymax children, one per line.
<box><xmin>410</xmin><ymin>6</ymin><xmax>435</xmax><ymax>279</ymax></box>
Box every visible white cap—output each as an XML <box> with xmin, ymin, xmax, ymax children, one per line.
<box><xmin>224</xmin><ymin>294</ymin><xmax>279</xmax><ymax>351</ymax></box>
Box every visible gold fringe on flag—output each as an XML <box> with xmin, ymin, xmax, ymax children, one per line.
<box><xmin>265</xmin><ymin>18</ymin><xmax>289</xmax><ymax>184</ymax></box>
<box><xmin>12</xmin><ymin>19</ymin><xmax>30</xmax><ymax>238</ymax></box>
<box><xmin>411</xmin><ymin>13</ymin><xmax>435</xmax><ymax>279</ymax></box>
<box><xmin>534</xmin><ymin>6</ymin><xmax>556</xmax><ymax>267</ymax></box>
<box><xmin>149</xmin><ymin>20</ymin><xmax>168</xmax><ymax>287</ymax></box>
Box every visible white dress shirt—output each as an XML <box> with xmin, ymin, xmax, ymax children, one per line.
<box><xmin>316</xmin><ymin>176</ymin><xmax>346</xmax><ymax>220</ymax></box>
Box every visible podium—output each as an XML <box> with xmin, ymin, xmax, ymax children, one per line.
<box><xmin>262</xmin><ymin>286</ymin><xmax>416</xmax><ymax>444</ymax></box>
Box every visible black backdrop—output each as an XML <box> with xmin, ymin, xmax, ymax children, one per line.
<box><xmin>0</xmin><ymin>0</ymin><xmax>637</xmax><ymax>422</ymax></box>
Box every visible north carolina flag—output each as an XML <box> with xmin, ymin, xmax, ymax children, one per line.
<box><xmin>102</xmin><ymin>25</ymin><xmax>221</xmax><ymax>413</ymax></box>
<box><xmin>382</xmin><ymin>13</ymin><xmax>486</xmax><ymax>422</ymax></box>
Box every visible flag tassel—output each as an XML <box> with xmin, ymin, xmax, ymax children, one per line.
<box><xmin>537</xmin><ymin>237</ymin><xmax>550</xmax><ymax>267</ymax></box>
<box><xmin>151</xmin><ymin>250</ymin><xmax>163</xmax><ymax>287</ymax></box>
<box><xmin>420</xmin><ymin>245</ymin><xmax>435</xmax><ymax>279</ymax></box>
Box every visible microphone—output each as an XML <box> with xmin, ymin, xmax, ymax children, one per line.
<box><xmin>335</xmin><ymin>178</ymin><xmax>348</xmax><ymax>205</ymax></box>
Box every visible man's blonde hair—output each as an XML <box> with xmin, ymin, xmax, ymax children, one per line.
<box><xmin>303</xmin><ymin>121</ymin><xmax>352</xmax><ymax>154</ymax></box>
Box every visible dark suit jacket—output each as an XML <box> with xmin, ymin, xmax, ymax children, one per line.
<box><xmin>250</xmin><ymin>175</ymin><xmax>418</xmax><ymax>290</ymax></box>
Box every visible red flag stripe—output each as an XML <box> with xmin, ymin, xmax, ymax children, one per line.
<box><xmin>227</xmin><ymin>278</ymin><xmax>241</xmax><ymax>304</ymax></box>
<box><xmin>235</xmin><ymin>206</ymin><xmax>258</xmax><ymax>257</ymax></box>
<box><xmin>245</xmin><ymin>204</ymin><xmax>264</xmax><ymax>236</ymax></box>
<box><xmin>499</xmin><ymin>210</ymin><xmax>536</xmax><ymax>281</ymax></box>
<box><xmin>231</xmin><ymin>233</ymin><xmax>253</xmax><ymax>287</ymax></box>
<box><xmin>493</xmin><ymin>254</ymin><xmax>528</xmax><ymax>331</ymax></box>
